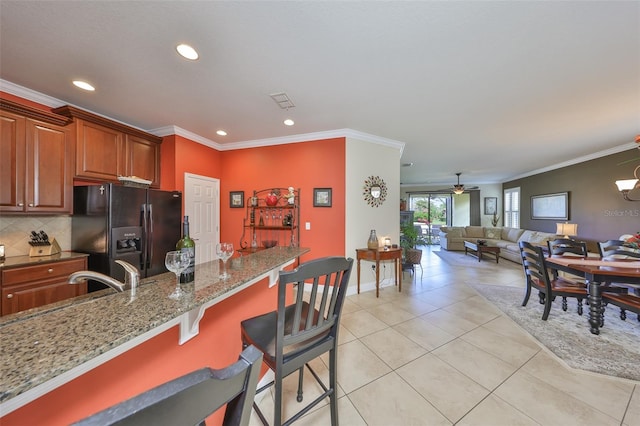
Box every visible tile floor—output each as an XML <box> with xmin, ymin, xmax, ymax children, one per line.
<box><xmin>250</xmin><ymin>245</ymin><xmax>640</xmax><ymax>426</ymax></box>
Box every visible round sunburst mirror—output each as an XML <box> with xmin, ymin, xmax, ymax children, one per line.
<box><xmin>363</xmin><ymin>175</ymin><xmax>387</xmax><ymax>207</ymax></box>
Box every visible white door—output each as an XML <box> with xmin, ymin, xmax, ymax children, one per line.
<box><xmin>184</xmin><ymin>173</ymin><xmax>219</xmax><ymax>264</ymax></box>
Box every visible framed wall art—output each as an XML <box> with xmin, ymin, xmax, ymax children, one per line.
<box><xmin>230</xmin><ymin>191</ymin><xmax>244</xmax><ymax>208</ymax></box>
<box><xmin>313</xmin><ymin>188</ymin><xmax>332</xmax><ymax>207</ymax></box>
<box><xmin>484</xmin><ymin>197</ymin><xmax>497</xmax><ymax>215</ymax></box>
<box><xmin>531</xmin><ymin>192</ymin><xmax>568</xmax><ymax>220</ymax></box>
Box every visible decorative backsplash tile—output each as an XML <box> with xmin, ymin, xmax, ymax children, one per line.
<box><xmin>0</xmin><ymin>216</ymin><xmax>72</xmax><ymax>258</ymax></box>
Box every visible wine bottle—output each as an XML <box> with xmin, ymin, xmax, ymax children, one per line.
<box><xmin>176</xmin><ymin>216</ymin><xmax>195</xmax><ymax>283</ymax></box>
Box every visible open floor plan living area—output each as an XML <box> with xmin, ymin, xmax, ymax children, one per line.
<box><xmin>259</xmin><ymin>246</ymin><xmax>640</xmax><ymax>426</ymax></box>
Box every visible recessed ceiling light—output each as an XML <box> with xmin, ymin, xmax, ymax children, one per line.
<box><xmin>72</xmin><ymin>80</ymin><xmax>95</xmax><ymax>91</ymax></box>
<box><xmin>216</xmin><ymin>130</ymin><xmax>227</xmax><ymax>136</ymax></box>
<box><xmin>176</xmin><ymin>44</ymin><xmax>199</xmax><ymax>60</ymax></box>
<box><xmin>284</xmin><ymin>119</ymin><xmax>294</xmax><ymax>126</ymax></box>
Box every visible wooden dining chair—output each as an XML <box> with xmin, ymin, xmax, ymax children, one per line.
<box><xmin>547</xmin><ymin>238</ymin><xmax>588</xmax><ymax>258</ymax></box>
<box><xmin>74</xmin><ymin>345</ymin><xmax>263</xmax><ymax>426</ymax></box>
<box><xmin>598</xmin><ymin>240</ymin><xmax>639</xmax><ymax>295</ymax></box>
<box><xmin>519</xmin><ymin>241</ymin><xmax>587</xmax><ymax>320</ymax></box>
<box><xmin>240</xmin><ymin>256</ymin><xmax>354</xmax><ymax>426</ymax></box>
<box><xmin>598</xmin><ymin>240</ymin><xmax>640</xmax><ymax>259</ymax></box>
<box><xmin>602</xmin><ymin>292</ymin><xmax>640</xmax><ymax>323</ymax></box>
<box><xmin>546</xmin><ymin>238</ymin><xmax>588</xmax><ymax>282</ymax></box>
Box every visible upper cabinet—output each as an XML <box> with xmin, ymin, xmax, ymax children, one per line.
<box><xmin>1</xmin><ymin>99</ymin><xmax>74</xmax><ymax>214</ymax></box>
<box><xmin>74</xmin><ymin>118</ymin><xmax>126</xmax><ymax>181</ymax></box>
<box><xmin>52</xmin><ymin>105</ymin><xmax>161</xmax><ymax>187</ymax></box>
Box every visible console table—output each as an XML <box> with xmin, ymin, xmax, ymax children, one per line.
<box><xmin>356</xmin><ymin>248</ymin><xmax>402</xmax><ymax>297</ymax></box>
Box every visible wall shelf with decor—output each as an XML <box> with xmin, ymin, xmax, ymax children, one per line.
<box><xmin>239</xmin><ymin>187</ymin><xmax>300</xmax><ymax>254</ymax></box>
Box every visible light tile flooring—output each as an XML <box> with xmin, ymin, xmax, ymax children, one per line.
<box><xmin>250</xmin><ymin>246</ymin><xmax>640</xmax><ymax>426</ymax></box>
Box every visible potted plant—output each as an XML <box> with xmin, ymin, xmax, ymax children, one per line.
<box><xmin>400</xmin><ymin>224</ymin><xmax>427</xmax><ymax>265</ymax></box>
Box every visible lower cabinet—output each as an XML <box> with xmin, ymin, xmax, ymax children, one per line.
<box><xmin>1</xmin><ymin>257</ymin><xmax>87</xmax><ymax>316</ymax></box>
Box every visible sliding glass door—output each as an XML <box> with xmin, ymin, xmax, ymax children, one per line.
<box><xmin>408</xmin><ymin>193</ymin><xmax>452</xmax><ymax>243</ymax></box>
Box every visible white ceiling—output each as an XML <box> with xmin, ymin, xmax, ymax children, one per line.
<box><xmin>1</xmin><ymin>1</ymin><xmax>638</xmax><ymax>187</ymax></box>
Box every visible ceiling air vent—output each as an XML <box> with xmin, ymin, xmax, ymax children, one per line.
<box><xmin>269</xmin><ymin>92</ymin><xmax>295</xmax><ymax>110</ymax></box>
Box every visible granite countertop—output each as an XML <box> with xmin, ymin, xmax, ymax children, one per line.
<box><xmin>0</xmin><ymin>246</ymin><xmax>308</xmax><ymax>406</ymax></box>
<box><xmin>0</xmin><ymin>252</ymin><xmax>89</xmax><ymax>270</ymax></box>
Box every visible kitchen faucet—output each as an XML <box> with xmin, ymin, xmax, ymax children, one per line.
<box><xmin>68</xmin><ymin>260</ymin><xmax>140</xmax><ymax>293</ymax></box>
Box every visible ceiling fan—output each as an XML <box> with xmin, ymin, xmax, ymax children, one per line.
<box><xmin>435</xmin><ymin>172</ymin><xmax>479</xmax><ymax>194</ymax></box>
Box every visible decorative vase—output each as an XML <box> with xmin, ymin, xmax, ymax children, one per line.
<box><xmin>265</xmin><ymin>194</ymin><xmax>278</xmax><ymax>206</ymax></box>
<box><xmin>367</xmin><ymin>230</ymin><xmax>379</xmax><ymax>250</ymax></box>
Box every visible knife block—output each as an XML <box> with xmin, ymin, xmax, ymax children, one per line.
<box><xmin>29</xmin><ymin>238</ymin><xmax>61</xmax><ymax>257</ymax></box>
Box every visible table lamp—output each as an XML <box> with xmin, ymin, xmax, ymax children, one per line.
<box><xmin>556</xmin><ymin>222</ymin><xmax>578</xmax><ymax>239</ymax></box>
<box><xmin>384</xmin><ymin>237</ymin><xmax>391</xmax><ymax>250</ymax></box>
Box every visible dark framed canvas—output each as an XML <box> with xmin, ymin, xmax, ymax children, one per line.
<box><xmin>484</xmin><ymin>197</ymin><xmax>497</xmax><ymax>215</ymax></box>
<box><xmin>531</xmin><ymin>192</ymin><xmax>568</xmax><ymax>220</ymax></box>
<box><xmin>230</xmin><ymin>191</ymin><xmax>244</xmax><ymax>208</ymax></box>
<box><xmin>313</xmin><ymin>188</ymin><xmax>332</xmax><ymax>207</ymax></box>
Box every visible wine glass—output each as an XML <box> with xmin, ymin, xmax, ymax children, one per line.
<box><xmin>165</xmin><ymin>250</ymin><xmax>190</xmax><ymax>299</ymax></box>
<box><xmin>216</xmin><ymin>242</ymin><xmax>234</xmax><ymax>279</ymax></box>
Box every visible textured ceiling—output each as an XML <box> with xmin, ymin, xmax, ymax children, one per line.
<box><xmin>1</xmin><ymin>1</ymin><xmax>638</xmax><ymax>186</ymax></box>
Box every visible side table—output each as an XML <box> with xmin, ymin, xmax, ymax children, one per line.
<box><xmin>356</xmin><ymin>248</ymin><xmax>402</xmax><ymax>297</ymax></box>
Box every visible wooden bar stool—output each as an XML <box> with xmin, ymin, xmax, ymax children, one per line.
<box><xmin>240</xmin><ymin>256</ymin><xmax>354</xmax><ymax>426</ymax></box>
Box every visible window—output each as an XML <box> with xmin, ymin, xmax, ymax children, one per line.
<box><xmin>504</xmin><ymin>187</ymin><xmax>520</xmax><ymax>228</ymax></box>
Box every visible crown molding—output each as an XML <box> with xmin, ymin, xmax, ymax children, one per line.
<box><xmin>0</xmin><ymin>79</ymin><xmax>65</xmax><ymax>107</ymax></box>
<box><xmin>148</xmin><ymin>125</ymin><xmax>222</xmax><ymax>149</ymax></box>
<box><xmin>224</xmin><ymin>128</ymin><xmax>405</xmax><ymax>153</ymax></box>
<box><xmin>507</xmin><ymin>142</ymin><xmax>638</xmax><ymax>182</ymax></box>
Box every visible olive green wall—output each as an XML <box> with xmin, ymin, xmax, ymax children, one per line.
<box><xmin>503</xmin><ymin>148</ymin><xmax>639</xmax><ymax>242</ymax></box>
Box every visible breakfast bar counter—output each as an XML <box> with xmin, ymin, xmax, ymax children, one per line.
<box><xmin>0</xmin><ymin>246</ymin><xmax>308</xmax><ymax>423</ymax></box>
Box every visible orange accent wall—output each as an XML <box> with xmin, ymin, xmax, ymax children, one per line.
<box><xmin>161</xmin><ymin>135</ymin><xmax>346</xmax><ymax>262</ymax></box>
<box><xmin>220</xmin><ymin>138</ymin><xmax>346</xmax><ymax>263</ymax></box>
<box><xmin>159</xmin><ymin>134</ymin><xmax>177</xmax><ymax>190</ymax></box>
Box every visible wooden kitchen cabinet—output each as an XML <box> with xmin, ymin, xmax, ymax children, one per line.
<box><xmin>1</xmin><ymin>257</ymin><xmax>87</xmax><ymax>316</ymax></box>
<box><xmin>126</xmin><ymin>134</ymin><xmax>160</xmax><ymax>185</ymax></box>
<box><xmin>74</xmin><ymin>118</ymin><xmax>126</xmax><ymax>181</ymax></box>
<box><xmin>0</xmin><ymin>100</ymin><xmax>73</xmax><ymax>214</ymax></box>
<box><xmin>53</xmin><ymin>105</ymin><xmax>161</xmax><ymax>187</ymax></box>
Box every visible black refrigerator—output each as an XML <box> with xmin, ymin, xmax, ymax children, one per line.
<box><xmin>72</xmin><ymin>183</ymin><xmax>182</xmax><ymax>292</ymax></box>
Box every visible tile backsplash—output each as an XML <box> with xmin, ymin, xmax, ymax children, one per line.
<box><xmin>0</xmin><ymin>216</ymin><xmax>72</xmax><ymax>258</ymax></box>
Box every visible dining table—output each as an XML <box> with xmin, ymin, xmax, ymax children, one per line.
<box><xmin>545</xmin><ymin>256</ymin><xmax>640</xmax><ymax>335</ymax></box>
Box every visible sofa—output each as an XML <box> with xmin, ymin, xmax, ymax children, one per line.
<box><xmin>439</xmin><ymin>226</ymin><xmax>558</xmax><ymax>263</ymax></box>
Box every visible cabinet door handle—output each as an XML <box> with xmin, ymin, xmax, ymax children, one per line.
<box><xmin>18</xmin><ymin>203</ymin><xmax>24</xmax><ymax>207</ymax></box>
<box><xmin>28</xmin><ymin>203</ymin><xmax>34</xmax><ymax>207</ymax></box>
<box><xmin>48</xmin><ymin>268</ymin><xmax>54</xmax><ymax>273</ymax></box>
<box><xmin>7</xmin><ymin>294</ymin><xmax>13</xmax><ymax>299</ymax></box>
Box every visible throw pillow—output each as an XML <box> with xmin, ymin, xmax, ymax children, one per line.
<box><xmin>445</xmin><ymin>227</ymin><xmax>463</xmax><ymax>237</ymax></box>
<box><xmin>528</xmin><ymin>232</ymin><xmax>554</xmax><ymax>244</ymax></box>
<box><xmin>507</xmin><ymin>228</ymin><xmax>525</xmax><ymax>242</ymax></box>
<box><xmin>465</xmin><ymin>226</ymin><xmax>485</xmax><ymax>238</ymax></box>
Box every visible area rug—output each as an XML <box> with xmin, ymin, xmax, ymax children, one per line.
<box><xmin>434</xmin><ymin>249</ymin><xmax>500</xmax><ymax>269</ymax></box>
<box><xmin>470</xmin><ymin>283</ymin><xmax>640</xmax><ymax>382</ymax></box>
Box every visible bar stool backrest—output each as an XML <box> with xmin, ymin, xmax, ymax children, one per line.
<box><xmin>74</xmin><ymin>345</ymin><xmax>263</xmax><ymax>426</ymax></box>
